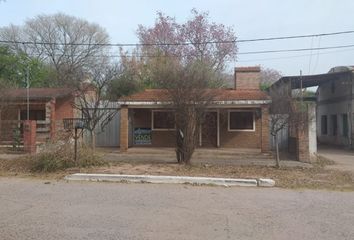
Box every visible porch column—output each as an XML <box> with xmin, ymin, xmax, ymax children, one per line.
<box><xmin>46</xmin><ymin>98</ymin><xmax>56</xmax><ymax>140</ymax></box>
<box><xmin>23</xmin><ymin>120</ymin><xmax>36</xmax><ymax>154</ymax></box>
<box><xmin>217</xmin><ymin>109</ymin><xmax>220</xmax><ymax>147</ymax></box>
<box><xmin>120</xmin><ymin>105</ymin><xmax>129</xmax><ymax>152</ymax></box>
<box><xmin>261</xmin><ymin>105</ymin><xmax>270</xmax><ymax>152</ymax></box>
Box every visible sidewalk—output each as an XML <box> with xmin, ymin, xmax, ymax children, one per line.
<box><xmin>318</xmin><ymin>145</ymin><xmax>354</xmax><ymax>173</ymax></box>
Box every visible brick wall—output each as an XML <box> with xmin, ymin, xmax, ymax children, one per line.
<box><xmin>55</xmin><ymin>96</ymin><xmax>74</xmax><ymax>121</ymax></box>
<box><xmin>261</xmin><ymin>105</ymin><xmax>270</xmax><ymax>152</ymax></box>
<box><xmin>120</xmin><ymin>105</ymin><xmax>129</xmax><ymax>151</ymax></box>
<box><xmin>235</xmin><ymin>66</ymin><xmax>261</xmax><ymax>90</ymax></box>
<box><xmin>219</xmin><ymin>109</ymin><xmax>261</xmax><ymax>148</ymax></box>
<box><xmin>133</xmin><ymin>108</ymin><xmax>175</xmax><ymax>147</ymax></box>
<box><xmin>23</xmin><ymin>120</ymin><xmax>36</xmax><ymax>154</ymax></box>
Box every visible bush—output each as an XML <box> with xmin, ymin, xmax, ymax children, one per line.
<box><xmin>0</xmin><ymin>132</ymin><xmax>106</xmax><ymax>173</ymax></box>
<box><xmin>30</xmin><ymin>141</ymin><xmax>106</xmax><ymax>172</ymax></box>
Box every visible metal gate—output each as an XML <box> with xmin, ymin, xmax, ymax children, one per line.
<box><xmin>95</xmin><ymin>110</ymin><xmax>120</xmax><ymax>147</ymax></box>
<box><xmin>94</xmin><ymin>107</ymin><xmax>133</xmax><ymax>147</ymax></box>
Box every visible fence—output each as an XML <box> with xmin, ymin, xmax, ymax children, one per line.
<box><xmin>0</xmin><ymin>120</ymin><xmax>24</xmax><ymax>150</ymax></box>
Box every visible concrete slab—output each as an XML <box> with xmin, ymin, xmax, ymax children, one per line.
<box><xmin>65</xmin><ymin>173</ymin><xmax>275</xmax><ymax>187</ymax></box>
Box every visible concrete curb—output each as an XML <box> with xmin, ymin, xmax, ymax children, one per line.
<box><xmin>64</xmin><ymin>173</ymin><xmax>275</xmax><ymax>187</ymax></box>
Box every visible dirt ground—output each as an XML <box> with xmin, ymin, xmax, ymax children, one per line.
<box><xmin>0</xmin><ymin>147</ymin><xmax>353</xmax><ymax>191</ymax></box>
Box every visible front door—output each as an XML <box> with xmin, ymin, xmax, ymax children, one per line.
<box><xmin>201</xmin><ymin>112</ymin><xmax>217</xmax><ymax>147</ymax></box>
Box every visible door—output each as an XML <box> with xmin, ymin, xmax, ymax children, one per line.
<box><xmin>201</xmin><ymin>112</ymin><xmax>217</xmax><ymax>147</ymax></box>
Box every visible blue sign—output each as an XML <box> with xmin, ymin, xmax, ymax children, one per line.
<box><xmin>134</xmin><ymin>128</ymin><xmax>152</xmax><ymax>145</ymax></box>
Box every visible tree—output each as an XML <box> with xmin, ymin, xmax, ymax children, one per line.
<box><xmin>0</xmin><ymin>45</ymin><xmax>54</xmax><ymax>87</ymax></box>
<box><xmin>153</xmin><ymin>58</ymin><xmax>222</xmax><ymax>164</ymax></box>
<box><xmin>73</xmin><ymin>62</ymin><xmax>119</xmax><ymax>149</ymax></box>
<box><xmin>131</xmin><ymin>9</ymin><xmax>237</xmax><ymax>164</ymax></box>
<box><xmin>260</xmin><ymin>67</ymin><xmax>282</xmax><ymax>90</ymax></box>
<box><xmin>0</xmin><ymin>13</ymin><xmax>110</xmax><ymax>87</ymax></box>
<box><xmin>137</xmin><ymin>9</ymin><xmax>237</xmax><ymax>72</ymax></box>
<box><xmin>269</xmin><ymin>84</ymin><xmax>309</xmax><ymax>168</ymax></box>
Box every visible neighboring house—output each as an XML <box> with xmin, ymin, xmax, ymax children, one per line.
<box><xmin>0</xmin><ymin>88</ymin><xmax>77</xmax><ymax>142</ymax></box>
<box><xmin>316</xmin><ymin>66</ymin><xmax>354</xmax><ymax>147</ymax></box>
<box><xmin>117</xmin><ymin>66</ymin><xmax>271</xmax><ymax>152</ymax></box>
<box><xmin>270</xmin><ymin>66</ymin><xmax>354</xmax><ymax>160</ymax></box>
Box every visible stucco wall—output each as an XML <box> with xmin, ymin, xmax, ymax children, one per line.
<box><xmin>316</xmin><ymin>73</ymin><xmax>353</xmax><ymax>146</ymax></box>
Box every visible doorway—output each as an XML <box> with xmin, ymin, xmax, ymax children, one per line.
<box><xmin>201</xmin><ymin>112</ymin><xmax>217</xmax><ymax>147</ymax></box>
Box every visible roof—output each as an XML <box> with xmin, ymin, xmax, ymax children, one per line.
<box><xmin>235</xmin><ymin>66</ymin><xmax>261</xmax><ymax>72</ymax></box>
<box><xmin>4</xmin><ymin>88</ymin><xmax>75</xmax><ymax>101</ymax></box>
<box><xmin>119</xmin><ymin>88</ymin><xmax>270</xmax><ymax>105</ymax></box>
<box><xmin>272</xmin><ymin>66</ymin><xmax>354</xmax><ymax>89</ymax></box>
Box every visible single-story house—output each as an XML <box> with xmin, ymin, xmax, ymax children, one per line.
<box><xmin>117</xmin><ymin>66</ymin><xmax>271</xmax><ymax>152</ymax></box>
<box><xmin>0</xmin><ymin>88</ymin><xmax>78</xmax><ymax>142</ymax></box>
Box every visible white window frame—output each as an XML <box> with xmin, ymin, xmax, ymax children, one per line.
<box><xmin>151</xmin><ymin>110</ymin><xmax>176</xmax><ymax>131</ymax></box>
<box><xmin>228</xmin><ymin>110</ymin><xmax>256</xmax><ymax>132</ymax></box>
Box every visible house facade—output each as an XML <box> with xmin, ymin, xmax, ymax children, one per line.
<box><xmin>316</xmin><ymin>66</ymin><xmax>354</xmax><ymax>148</ymax></box>
<box><xmin>0</xmin><ymin>88</ymin><xmax>77</xmax><ymax>142</ymax></box>
<box><xmin>117</xmin><ymin>66</ymin><xmax>271</xmax><ymax>152</ymax></box>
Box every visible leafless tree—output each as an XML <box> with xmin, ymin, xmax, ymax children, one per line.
<box><xmin>0</xmin><ymin>13</ymin><xmax>110</xmax><ymax>87</ymax></box>
<box><xmin>260</xmin><ymin>67</ymin><xmax>282</xmax><ymax>90</ymax></box>
<box><xmin>73</xmin><ymin>63</ymin><xmax>118</xmax><ymax>149</ymax></box>
<box><xmin>269</xmin><ymin>84</ymin><xmax>310</xmax><ymax>167</ymax></box>
<box><xmin>153</xmin><ymin>58</ymin><xmax>222</xmax><ymax>164</ymax></box>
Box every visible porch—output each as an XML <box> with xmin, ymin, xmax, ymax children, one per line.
<box><xmin>100</xmin><ymin>147</ymin><xmax>307</xmax><ymax>167</ymax></box>
<box><xmin>120</xmin><ymin>105</ymin><xmax>270</xmax><ymax>152</ymax></box>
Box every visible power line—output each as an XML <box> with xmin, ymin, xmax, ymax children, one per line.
<box><xmin>0</xmin><ymin>30</ymin><xmax>353</xmax><ymax>47</ymax></box>
<box><xmin>237</xmin><ymin>44</ymin><xmax>354</xmax><ymax>55</ymax></box>
<box><xmin>237</xmin><ymin>46</ymin><xmax>354</xmax><ymax>62</ymax></box>
<box><xmin>22</xmin><ymin>43</ymin><xmax>354</xmax><ymax>60</ymax></box>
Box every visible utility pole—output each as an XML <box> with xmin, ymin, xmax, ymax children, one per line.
<box><xmin>26</xmin><ymin>64</ymin><xmax>30</xmax><ymax>121</ymax></box>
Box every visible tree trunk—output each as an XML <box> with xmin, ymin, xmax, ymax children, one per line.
<box><xmin>274</xmin><ymin>135</ymin><xmax>280</xmax><ymax>168</ymax></box>
<box><xmin>175</xmin><ymin>109</ymin><xmax>198</xmax><ymax>165</ymax></box>
<box><xmin>89</xmin><ymin>130</ymin><xmax>96</xmax><ymax>151</ymax></box>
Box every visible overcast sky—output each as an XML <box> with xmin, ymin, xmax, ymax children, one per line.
<box><xmin>1</xmin><ymin>0</ymin><xmax>353</xmax><ymax>76</ymax></box>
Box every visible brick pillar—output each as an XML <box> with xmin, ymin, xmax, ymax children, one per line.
<box><xmin>261</xmin><ymin>105</ymin><xmax>270</xmax><ymax>153</ymax></box>
<box><xmin>120</xmin><ymin>105</ymin><xmax>129</xmax><ymax>152</ymax></box>
<box><xmin>297</xmin><ymin>125</ymin><xmax>310</xmax><ymax>163</ymax></box>
<box><xmin>46</xmin><ymin>99</ymin><xmax>56</xmax><ymax>140</ymax></box>
<box><xmin>23</xmin><ymin>120</ymin><xmax>36</xmax><ymax>154</ymax></box>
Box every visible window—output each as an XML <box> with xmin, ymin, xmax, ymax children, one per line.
<box><xmin>20</xmin><ymin>110</ymin><xmax>45</xmax><ymax>121</ymax></box>
<box><xmin>228</xmin><ymin>111</ymin><xmax>255</xmax><ymax>131</ymax></box>
<box><xmin>331</xmin><ymin>81</ymin><xmax>335</xmax><ymax>94</ymax></box>
<box><xmin>331</xmin><ymin>114</ymin><xmax>337</xmax><ymax>136</ymax></box>
<box><xmin>321</xmin><ymin>115</ymin><xmax>327</xmax><ymax>135</ymax></box>
<box><xmin>342</xmin><ymin>114</ymin><xmax>348</xmax><ymax>137</ymax></box>
<box><xmin>152</xmin><ymin>110</ymin><xmax>175</xmax><ymax>130</ymax></box>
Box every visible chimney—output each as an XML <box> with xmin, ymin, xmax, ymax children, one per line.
<box><xmin>234</xmin><ymin>66</ymin><xmax>261</xmax><ymax>90</ymax></box>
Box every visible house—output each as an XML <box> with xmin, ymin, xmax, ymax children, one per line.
<box><xmin>272</xmin><ymin>66</ymin><xmax>354</xmax><ymax>149</ymax></box>
<box><xmin>269</xmin><ymin>66</ymin><xmax>354</xmax><ymax>161</ymax></box>
<box><xmin>117</xmin><ymin>66</ymin><xmax>271</xmax><ymax>152</ymax></box>
<box><xmin>0</xmin><ymin>88</ymin><xmax>77</xmax><ymax>142</ymax></box>
<box><xmin>316</xmin><ymin>66</ymin><xmax>354</xmax><ymax>147</ymax></box>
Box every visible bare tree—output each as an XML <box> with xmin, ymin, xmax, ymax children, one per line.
<box><xmin>0</xmin><ymin>13</ymin><xmax>110</xmax><ymax>87</ymax></box>
<box><xmin>153</xmin><ymin>58</ymin><xmax>222</xmax><ymax>164</ymax></box>
<box><xmin>269</xmin><ymin>84</ymin><xmax>310</xmax><ymax>167</ymax></box>
<box><xmin>73</xmin><ymin>63</ymin><xmax>118</xmax><ymax>149</ymax></box>
<box><xmin>260</xmin><ymin>67</ymin><xmax>282</xmax><ymax>90</ymax></box>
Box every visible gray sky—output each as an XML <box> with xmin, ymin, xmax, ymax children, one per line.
<box><xmin>1</xmin><ymin>0</ymin><xmax>353</xmax><ymax>76</ymax></box>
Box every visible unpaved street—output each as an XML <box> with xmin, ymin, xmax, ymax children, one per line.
<box><xmin>0</xmin><ymin>177</ymin><xmax>353</xmax><ymax>240</ymax></box>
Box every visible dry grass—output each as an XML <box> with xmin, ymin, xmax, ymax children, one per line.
<box><xmin>81</xmin><ymin>159</ymin><xmax>354</xmax><ymax>191</ymax></box>
<box><xmin>0</xmin><ymin>151</ymin><xmax>353</xmax><ymax>191</ymax></box>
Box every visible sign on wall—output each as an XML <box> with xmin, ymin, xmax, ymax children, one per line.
<box><xmin>134</xmin><ymin>128</ymin><xmax>152</xmax><ymax>145</ymax></box>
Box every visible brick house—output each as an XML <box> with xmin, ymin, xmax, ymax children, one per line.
<box><xmin>117</xmin><ymin>66</ymin><xmax>271</xmax><ymax>152</ymax></box>
<box><xmin>0</xmin><ymin>88</ymin><xmax>77</xmax><ymax>142</ymax></box>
